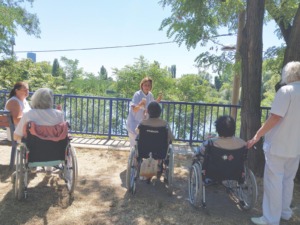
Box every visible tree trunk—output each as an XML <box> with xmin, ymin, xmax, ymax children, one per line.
<box><xmin>283</xmin><ymin>4</ymin><xmax>300</xmax><ymax>66</ymax></box>
<box><xmin>240</xmin><ymin>0</ymin><xmax>265</xmax><ymax>176</ymax></box>
<box><xmin>230</xmin><ymin>10</ymin><xmax>245</xmax><ymax>119</ymax></box>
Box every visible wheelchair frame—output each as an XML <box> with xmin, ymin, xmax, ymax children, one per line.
<box><xmin>188</xmin><ymin>146</ymin><xmax>257</xmax><ymax>210</ymax></box>
<box><xmin>126</xmin><ymin>125</ymin><xmax>174</xmax><ymax>195</ymax></box>
<box><xmin>13</xmin><ymin>128</ymin><xmax>78</xmax><ymax>200</ymax></box>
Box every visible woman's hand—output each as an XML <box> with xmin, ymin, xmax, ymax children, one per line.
<box><xmin>139</xmin><ymin>98</ymin><xmax>146</xmax><ymax>108</ymax></box>
<box><xmin>56</xmin><ymin>104</ymin><xmax>62</xmax><ymax>111</ymax></box>
<box><xmin>247</xmin><ymin>135</ymin><xmax>260</xmax><ymax>149</ymax></box>
<box><xmin>156</xmin><ymin>92</ymin><xmax>162</xmax><ymax>102</ymax></box>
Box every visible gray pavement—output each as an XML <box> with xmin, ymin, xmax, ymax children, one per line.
<box><xmin>0</xmin><ymin>130</ymin><xmax>194</xmax><ymax>156</ymax></box>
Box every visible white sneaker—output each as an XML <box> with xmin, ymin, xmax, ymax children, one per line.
<box><xmin>251</xmin><ymin>216</ymin><xmax>268</xmax><ymax>225</ymax></box>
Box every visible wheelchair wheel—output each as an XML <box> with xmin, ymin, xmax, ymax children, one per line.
<box><xmin>126</xmin><ymin>149</ymin><xmax>137</xmax><ymax>194</ymax></box>
<box><xmin>64</xmin><ymin>144</ymin><xmax>78</xmax><ymax>194</ymax></box>
<box><xmin>238</xmin><ymin>166</ymin><xmax>257</xmax><ymax>210</ymax></box>
<box><xmin>229</xmin><ymin>166</ymin><xmax>257</xmax><ymax>210</ymax></box>
<box><xmin>165</xmin><ymin>146</ymin><xmax>174</xmax><ymax>195</ymax></box>
<box><xmin>188</xmin><ymin>161</ymin><xmax>203</xmax><ymax>207</ymax></box>
<box><xmin>14</xmin><ymin>146</ymin><xmax>25</xmax><ymax>200</ymax></box>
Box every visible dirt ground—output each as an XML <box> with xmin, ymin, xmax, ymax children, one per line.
<box><xmin>0</xmin><ymin>145</ymin><xmax>299</xmax><ymax>225</ymax></box>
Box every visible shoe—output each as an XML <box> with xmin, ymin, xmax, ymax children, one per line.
<box><xmin>251</xmin><ymin>216</ymin><xmax>268</xmax><ymax>225</ymax></box>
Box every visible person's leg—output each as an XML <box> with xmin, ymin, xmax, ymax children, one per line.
<box><xmin>128</xmin><ymin>131</ymin><xmax>137</xmax><ymax>149</ymax></box>
<box><xmin>262</xmin><ymin>153</ymin><xmax>284</xmax><ymax>225</ymax></box>
<box><xmin>281</xmin><ymin>155</ymin><xmax>300</xmax><ymax>220</ymax></box>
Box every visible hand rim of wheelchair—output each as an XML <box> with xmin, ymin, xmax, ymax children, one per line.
<box><xmin>126</xmin><ymin>148</ymin><xmax>137</xmax><ymax>194</ymax></box>
<box><xmin>14</xmin><ymin>146</ymin><xmax>25</xmax><ymax>200</ymax></box>
<box><xmin>61</xmin><ymin>144</ymin><xmax>78</xmax><ymax>194</ymax></box>
<box><xmin>188</xmin><ymin>161</ymin><xmax>204</xmax><ymax>208</ymax></box>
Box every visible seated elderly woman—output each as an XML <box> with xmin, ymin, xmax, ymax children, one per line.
<box><xmin>13</xmin><ymin>88</ymin><xmax>64</xmax><ymax>174</ymax></box>
<box><xmin>135</xmin><ymin>101</ymin><xmax>174</xmax><ymax>143</ymax></box>
<box><xmin>196</xmin><ymin>115</ymin><xmax>246</xmax><ymax>155</ymax></box>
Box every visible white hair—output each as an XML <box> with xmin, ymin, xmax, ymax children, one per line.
<box><xmin>31</xmin><ymin>88</ymin><xmax>54</xmax><ymax>109</ymax></box>
<box><xmin>281</xmin><ymin>61</ymin><xmax>300</xmax><ymax>84</ymax></box>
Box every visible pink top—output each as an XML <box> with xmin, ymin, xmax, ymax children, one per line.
<box><xmin>24</xmin><ymin>121</ymin><xmax>68</xmax><ymax>142</ymax></box>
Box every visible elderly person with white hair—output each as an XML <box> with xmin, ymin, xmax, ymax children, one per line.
<box><xmin>13</xmin><ymin>88</ymin><xmax>64</xmax><ymax>174</ymax></box>
<box><xmin>14</xmin><ymin>88</ymin><xmax>64</xmax><ymax>142</ymax></box>
<box><xmin>247</xmin><ymin>61</ymin><xmax>300</xmax><ymax>225</ymax></box>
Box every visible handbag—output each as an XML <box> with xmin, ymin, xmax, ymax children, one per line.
<box><xmin>139</xmin><ymin>154</ymin><xmax>158</xmax><ymax>178</ymax></box>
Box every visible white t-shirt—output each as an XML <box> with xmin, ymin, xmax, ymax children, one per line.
<box><xmin>14</xmin><ymin>109</ymin><xmax>64</xmax><ymax>138</ymax></box>
<box><xmin>5</xmin><ymin>96</ymin><xmax>31</xmax><ymax>113</ymax></box>
<box><xmin>5</xmin><ymin>96</ymin><xmax>31</xmax><ymax>141</ymax></box>
<box><xmin>126</xmin><ymin>90</ymin><xmax>154</xmax><ymax>134</ymax></box>
<box><xmin>264</xmin><ymin>81</ymin><xmax>300</xmax><ymax>157</ymax></box>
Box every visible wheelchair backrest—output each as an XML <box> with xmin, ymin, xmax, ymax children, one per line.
<box><xmin>203</xmin><ymin>141</ymin><xmax>247</xmax><ymax>182</ymax></box>
<box><xmin>137</xmin><ymin>125</ymin><xmax>169</xmax><ymax>159</ymax></box>
<box><xmin>23</xmin><ymin>121</ymin><xmax>69</xmax><ymax>163</ymax></box>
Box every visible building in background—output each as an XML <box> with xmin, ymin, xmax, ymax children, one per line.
<box><xmin>27</xmin><ymin>52</ymin><xmax>36</xmax><ymax>62</ymax></box>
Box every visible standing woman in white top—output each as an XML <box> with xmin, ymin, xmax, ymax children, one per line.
<box><xmin>126</xmin><ymin>77</ymin><xmax>162</xmax><ymax>149</ymax></box>
<box><xmin>248</xmin><ymin>61</ymin><xmax>300</xmax><ymax>225</ymax></box>
<box><xmin>5</xmin><ymin>82</ymin><xmax>31</xmax><ymax>140</ymax></box>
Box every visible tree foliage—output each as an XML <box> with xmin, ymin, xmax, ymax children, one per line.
<box><xmin>0</xmin><ymin>58</ymin><xmax>65</xmax><ymax>91</ymax></box>
<box><xmin>113</xmin><ymin>56</ymin><xmax>175</xmax><ymax>99</ymax></box>
<box><xmin>0</xmin><ymin>0</ymin><xmax>40</xmax><ymax>56</ymax></box>
<box><xmin>99</xmin><ymin>65</ymin><xmax>108</xmax><ymax>80</ymax></box>
<box><xmin>52</xmin><ymin>58</ymin><xmax>60</xmax><ymax>77</ymax></box>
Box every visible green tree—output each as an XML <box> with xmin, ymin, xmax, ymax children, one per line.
<box><xmin>174</xmin><ymin>73</ymin><xmax>218</xmax><ymax>103</ymax></box>
<box><xmin>265</xmin><ymin>0</ymin><xmax>300</xmax><ymax>66</ymax></box>
<box><xmin>60</xmin><ymin>56</ymin><xmax>83</xmax><ymax>81</ymax></box>
<box><xmin>0</xmin><ymin>58</ymin><xmax>66</xmax><ymax>92</ymax></box>
<box><xmin>52</xmin><ymin>58</ymin><xmax>60</xmax><ymax>77</ymax></box>
<box><xmin>169</xmin><ymin>65</ymin><xmax>176</xmax><ymax>78</ymax></box>
<box><xmin>114</xmin><ymin>56</ymin><xmax>175</xmax><ymax>99</ymax></box>
<box><xmin>99</xmin><ymin>65</ymin><xmax>108</xmax><ymax>80</ymax></box>
<box><xmin>0</xmin><ymin>0</ymin><xmax>40</xmax><ymax>56</ymax></box>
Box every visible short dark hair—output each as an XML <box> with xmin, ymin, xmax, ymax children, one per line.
<box><xmin>147</xmin><ymin>101</ymin><xmax>161</xmax><ymax>118</ymax></box>
<box><xmin>214</xmin><ymin>115</ymin><xmax>235</xmax><ymax>137</ymax></box>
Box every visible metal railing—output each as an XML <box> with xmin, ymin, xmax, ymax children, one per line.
<box><xmin>0</xmin><ymin>90</ymin><xmax>271</xmax><ymax>145</ymax></box>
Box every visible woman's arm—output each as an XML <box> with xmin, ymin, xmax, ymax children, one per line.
<box><xmin>247</xmin><ymin>113</ymin><xmax>282</xmax><ymax>148</ymax></box>
<box><xmin>6</xmin><ymin>100</ymin><xmax>22</xmax><ymax>125</ymax></box>
<box><xmin>132</xmin><ymin>98</ymin><xmax>146</xmax><ymax>113</ymax></box>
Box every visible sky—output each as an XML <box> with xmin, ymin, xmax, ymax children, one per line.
<box><xmin>14</xmin><ymin>0</ymin><xmax>284</xmax><ymax>78</ymax></box>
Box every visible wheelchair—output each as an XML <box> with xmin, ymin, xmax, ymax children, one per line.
<box><xmin>126</xmin><ymin>124</ymin><xmax>174</xmax><ymax>195</ymax></box>
<box><xmin>188</xmin><ymin>142</ymin><xmax>257</xmax><ymax>210</ymax></box>
<box><xmin>13</xmin><ymin>121</ymin><xmax>78</xmax><ymax>200</ymax></box>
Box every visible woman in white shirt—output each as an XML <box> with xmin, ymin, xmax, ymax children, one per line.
<box><xmin>5</xmin><ymin>82</ymin><xmax>31</xmax><ymax>141</ymax></box>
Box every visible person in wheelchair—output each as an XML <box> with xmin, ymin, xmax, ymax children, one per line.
<box><xmin>14</xmin><ymin>88</ymin><xmax>65</xmax><ymax>175</ymax></box>
<box><xmin>189</xmin><ymin>115</ymin><xmax>257</xmax><ymax>210</ymax></box>
<box><xmin>195</xmin><ymin>115</ymin><xmax>246</xmax><ymax>184</ymax></box>
<box><xmin>135</xmin><ymin>101</ymin><xmax>174</xmax><ymax>181</ymax></box>
<box><xmin>136</xmin><ymin>101</ymin><xmax>174</xmax><ymax>143</ymax></box>
<box><xmin>126</xmin><ymin>101</ymin><xmax>174</xmax><ymax>194</ymax></box>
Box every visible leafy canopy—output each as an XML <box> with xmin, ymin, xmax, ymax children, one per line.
<box><xmin>0</xmin><ymin>0</ymin><xmax>40</xmax><ymax>56</ymax></box>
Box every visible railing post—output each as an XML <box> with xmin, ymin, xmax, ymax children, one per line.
<box><xmin>108</xmin><ymin>99</ymin><xmax>113</xmax><ymax>139</ymax></box>
<box><xmin>189</xmin><ymin>105</ymin><xmax>194</xmax><ymax>146</ymax></box>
